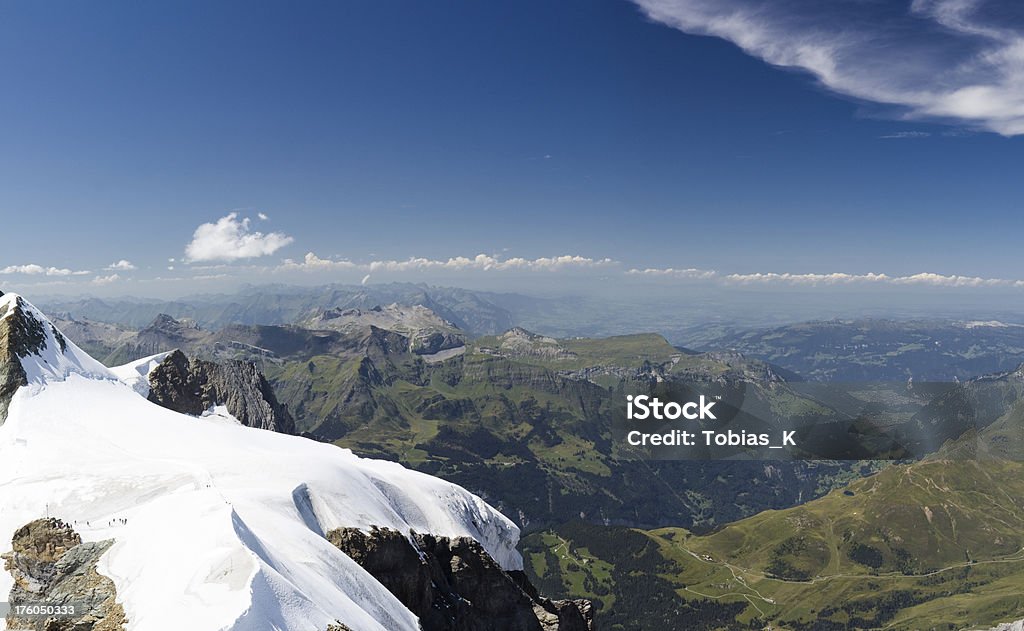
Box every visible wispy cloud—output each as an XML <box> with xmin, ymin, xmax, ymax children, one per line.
<box><xmin>880</xmin><ymin>131</ymin><xmax>932</xmax><ymax>139</ymax></box>
<box><xmin>185</xmin><ymin>213</ymin><xmax>294</xmax><ymax>263</ymax></box>
<box><xmin>0</xmin><ymin>264</ymin><xmax>90</xmax><ymax>276</ymax></box>
<box><xmin>633</xmin><ymin>0</ymin><xmax>1024</xmax><ymax>135</ymax></box>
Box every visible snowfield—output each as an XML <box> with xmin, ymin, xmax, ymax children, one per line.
<box><xmin>108</xmin><ymin>351</ymin><xmax>173</xmax><ymax>397</ymax></box>
<box><xmin>0</xmin><ymin>294</ymin><xmax>522</xmax><ymax>631</ymax></box>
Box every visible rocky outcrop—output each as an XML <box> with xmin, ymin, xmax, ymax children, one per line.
<box><xmin>979</xmin><ymin>619</ymin><xmax>1024</xmax><ymax>631</ymax></box>
<box><xmin>303</xmin><ymin>304</ymin><xmax>466</xmax><ymax>355</ymax></box>
<box><xmin>147</xmin><ymin>349</ymin><xmax>296</xmax><ymax>434</ymax></box>
<box><xmin>480</xmin><ymin>328</ymin><xmax>578</xmax><ymax>361</ymax></box>
<box><xmin>0</xmin><ymin>337</ymin><xmax>27</xmax><ymax>426</ymax></box>
<box><xmin>2</xmin><ymin>519</ymin><xmax>125</xmax><ymax>631</ymax></box>
<box><xmin>327</xmin><ymin>526</ymin><xmax>593</xmax><ymax>631</ymax></box>
<box><xmin>413</xmin><ymin>330</ymin><xmax>465</xmax><ymax>355</ymax></box>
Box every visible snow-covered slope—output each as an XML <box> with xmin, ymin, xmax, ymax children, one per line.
<box><xmin>109</xmin><ymin>351</ymin><xmax>173</xmax><ymax>396</ymax></box>
<box><xmin>0</xmin><ymin>293</ymin><xmax>522</xmax><ymax>631</ymax></box>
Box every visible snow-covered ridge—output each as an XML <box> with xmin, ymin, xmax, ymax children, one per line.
<box><xmin>0</xmin><ymin>292</ymin><xmax>116</xmax><ymax>386</ymax></box>
<box><xmin>0</xmin><ymin>293</ymin><xmax>522</xmax><ymax>631</ymax></box>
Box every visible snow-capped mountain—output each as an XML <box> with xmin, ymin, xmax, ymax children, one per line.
<box><xmin>0</xmin><ymin>292</ymin><xmax>524</xmax><ymax>630</ymax></box>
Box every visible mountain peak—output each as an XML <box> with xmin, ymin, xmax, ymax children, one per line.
<box><xmin>148</xmin><ymin>313</ymin><xmax>200</xmax><ymax>332</ymax></box>
<box><xmin>1</xmin><ymin>293</ymin><xmax>66</xmax><ymax>358</ymax></box>
<box><xmin>1</xmin><ymin>293</ymin><xmax>114</xmax><ymax>423</ymax></box>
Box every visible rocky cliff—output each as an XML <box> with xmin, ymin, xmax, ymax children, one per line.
<box><xmin>0</xmin><ymin>292</ymin><xmax>29</xmax><ymax>424</ymax></box>
<box><xmin>2</xmin><ymin>519</ymin><xmax>125</xmax><ymax>631</ymax></box>
<box><xmin>327</xmin><ymin>526</ymin><xmax>593</xmax><ymax>631</ymax></box>
<box><xmin>146</xmin><ymin>349</ymin><xmax>296</xmax><ymax>434</ymax></box>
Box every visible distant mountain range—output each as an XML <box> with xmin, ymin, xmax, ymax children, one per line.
<box><xmin>39</xmin><ymin>284</ymin><xmax>1024</xmax><ymax>384</ymax></box>
<box><xmin>700</xmin><ymin>318</ymin><xmax>1024</xmax><ymax>381</ymax></box>
<box><xmin>39</xmin><ymin>283</ymin><xmax>517</xmax><ymax>337</ymax></box>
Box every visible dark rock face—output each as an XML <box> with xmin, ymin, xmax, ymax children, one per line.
<box><xmin>0</xmin><ymin>334</ymin><xmax>28</xmax><ymax>425</ymax></box>
<box><xmin>2</xmin><ymin>519</ymin><xmax>126</xmax><ymax>631</ymax></box>
<box><xmin>361</xmin><ymin>326</ymin><xmax>414</xmax><ymax>359</ymax></box>
<box><xmin>413</xmin><ymin>330</ymin><xmax>465</xmax><ymax>355</ymax></box>
<box><xmin>327</xmin><ymin>527</ymin><xmax>594</xmax><ymax>631</ymax></box>
<box><xmin>147</xmin><ymin>349</ymin><xmax>296</xmax><ymax>434</ymax></box>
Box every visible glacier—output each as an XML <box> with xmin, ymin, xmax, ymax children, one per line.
<box><xmin>0</xmin><ymin>293</ymin><xmax>522</xmax><ymax>631</ymax></box>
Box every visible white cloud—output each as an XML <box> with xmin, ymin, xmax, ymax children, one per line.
<box><xmin>633</xmin><ymin>0</ymin><xmax>1024</xmax><ymax>135</ymax></box>
<box><xmin>185</xmin><ymin>213</ymin><xmax>294</xmax><ymax>263</ymax></box>
<box><xmin>279</xmin><ymin>252</ymin><xmax>359</xmax><ymax>272</ymax></box>
<box><xmin>724</xmin><ymin>272</ymin><xmax>893</xmax><ymax>285</ymax></box>
<box><xmin>627</xmin><ymin>267</ymin><xmax>718</xmax><ymax>279</ymax></box>
<box><xmin>279</xmin><ymin>252</ymin><xmax>617</xmax><ymax>274</ymax></box>
<box><xmin>0</xmin><ymin>264</ymin><xmax>90</xmax><ymax>276</ymax></box>
<box><xmin>105</xmin><ymin>259</ymin><xmax>136</xmax><ymax>271</ymax></box>
<box><xmin>631</xmin><ymin>266</ymin><xmax>1024</xmax><ymax>288</ymax></box>
<box><xmin>258</xmin><ymin>212</ymin><xmax>269</xmax><ymax>221</ymax></box>
<box><xmin>371</xmin><ymin>253</ymin><xmax>616</xmax><ymax>272</ymax></box>
<box><xmin>91</xmin><ymin>273</ymin><xmax>121</xmax><ymax>285</ymax></box>
<box><xmin>890</xmin><ymin>272</ymin><xmax>1020</xmax><ymax>287</ymax></box>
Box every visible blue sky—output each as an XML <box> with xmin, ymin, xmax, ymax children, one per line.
<box><xmin>1</xmin><ymin>0</ymin><xmax>1023</xmax><ymax>298</ymax></box>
